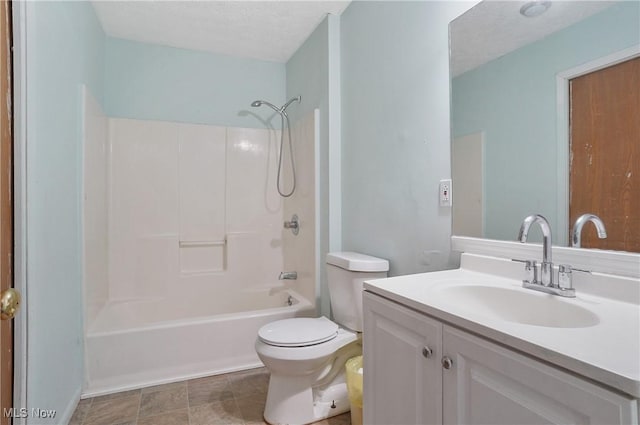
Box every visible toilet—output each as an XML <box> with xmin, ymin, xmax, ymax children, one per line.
<box><xmin>255</xmin><ymin>252</ymin><xmax>389</xmax><ymax>425</ymax></box>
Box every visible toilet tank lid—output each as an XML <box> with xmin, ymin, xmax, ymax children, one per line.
<box><xmin>326</xmin><ymin>252</ymin><xmax>389</xmax><ymax>272</ymax></box>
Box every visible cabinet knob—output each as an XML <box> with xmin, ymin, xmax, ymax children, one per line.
<box><xmin>422</xmin><ymin>346</ymin><xmax>433</xmax><ymax>358</ymax></box>
<box><xmin>441</xmin><ymin>356</ymin><xmax>453</xmax><ymax>370</ymax></box>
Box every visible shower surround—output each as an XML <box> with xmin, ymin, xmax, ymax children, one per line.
<box><xmin>81</xmin><ymin>87</ymin><xmax>318</xmax><ymax>396</ymax></box>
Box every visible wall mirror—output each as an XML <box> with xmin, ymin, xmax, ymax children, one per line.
<box><xmin>449</xmin><ymin>1</ymin><xmax>639</xmax><ymax>251</ymax></box>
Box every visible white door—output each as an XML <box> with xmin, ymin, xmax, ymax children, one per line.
<box><xmin>363</xmin><ymin>292</ymin><xmax>443</xmax><ymax>425</ymax></box>
<box><xmin>452</xmin><ymin>132</ymin><xmax>484</xmax><ymax>237</ymax></box>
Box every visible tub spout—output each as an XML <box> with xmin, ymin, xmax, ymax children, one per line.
<box><xmin>279</xmin><ymin>271</ymin><xmax>297</xmax><ymax>280</ymax></box>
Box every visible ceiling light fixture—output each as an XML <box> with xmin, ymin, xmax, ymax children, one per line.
<box><xmin>520</xmin><ymin>1</ymin><xmax>552</xmax><ymax>18</ymax></box>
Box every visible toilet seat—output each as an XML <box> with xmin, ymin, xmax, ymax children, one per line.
<box><xmin>258</xmin><ymin>317</ymin><xmax>338</xmax><ymax>347</ymax></box>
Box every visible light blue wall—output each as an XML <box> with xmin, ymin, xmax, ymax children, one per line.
<box><xmin>104</xmin><ymin>37</ymin><xmax>286</xmax><ymax>128</ymax></box>
<box><xmin>340</xmin><ymin>1</ymin><xmax>473</xmax><ymax>275</ymax></box>
<box><xmin>452</xmin><ymin>2</ymin><xmax>639</xmax><ymax>243</ymax></box>
<box><xmin>25</xmin><ymin>1</ymin><xmax>105</xmax><ymax>422</ymax></box>
<box><xmin>286</xmin><ymin>15</ymin><xmax>341</xmax><ymax>317</ymax></box>
<box><xmin>286</xmin><ymin>18</ymin><xmax>329</xmax><ymax>124</ymax></box>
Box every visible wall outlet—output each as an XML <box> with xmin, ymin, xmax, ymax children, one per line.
<box><xmin>439</xmin><ymin>179</ymin><xmax>452</xmax><ymax>207</ymax></box>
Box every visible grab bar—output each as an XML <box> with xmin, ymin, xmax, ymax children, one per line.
<box><xmin>179</xmin><ymin>239</ymin><xmax>226</xmax><ymax>247</ymax></box>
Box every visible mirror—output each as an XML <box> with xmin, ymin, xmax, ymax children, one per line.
<box><xmin>449</xmin><ymin>1</ymin><xmax>639</xmax><ymax>249</ymax></box>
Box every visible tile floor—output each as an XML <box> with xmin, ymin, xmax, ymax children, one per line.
<box><xmin>69</xmin><ymin>368</ymin><xmax>351</xmax><ymax>425</ymax></box>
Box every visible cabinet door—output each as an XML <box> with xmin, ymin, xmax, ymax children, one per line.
<box><xmin>442</xmin><ymin>326</ymin><xmax>638</xmax><ymax>425</ymax></box>
<box><xmin>363</xmin><ymin>292</ymin><xmax>442</xmax><ymax>425</ymax></box>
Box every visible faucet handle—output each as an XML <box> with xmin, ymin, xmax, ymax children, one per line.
<box><xmin>525</xmin><ymin>260</ymin><xmax>538</xmax><ymax>284</ymax></box>
<box><xmin>284</xmin><ymin>214</ymin><xmax>300</xmax><ymax>235</ymax></box>
<box><xmin>572</xmin><ymin>266</ymin><xmax>591</xmax><ymax>274</ymax></box>
<box><xmin>556</xmin><ymin>264</ymin><xmax>582</xmax><ymax>297</ymax></box>
<box><xmin>558</xmin><ymin>264</ymin><xmax>591</xmax><ymax>289</ymax></box>
<box><xmin>558</xmin><ymin>264</ymin><xmax>573</xmax><ymax>290</ymax></box>
<box><xmin>512</xmin><ymin>259</ymin><xmax>538</xmax><ymax>284</ymax></box>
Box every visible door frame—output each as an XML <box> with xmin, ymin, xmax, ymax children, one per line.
<box><xmin>11</xmin><ymin>1</ymin><xmax>28</xmax><ymax>423</ymax></box>
<box><xmin>555</xmin><ymin>44</ymin><xmax>640</xmax><ymax>245</ymax></box>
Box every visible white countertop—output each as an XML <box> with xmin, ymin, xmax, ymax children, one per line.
<box><xmin>363</xmin><ymin>254</ymin><xmax>640</xmax><ymax>398</ymax></box>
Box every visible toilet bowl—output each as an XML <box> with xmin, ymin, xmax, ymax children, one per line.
<box><xmin>255</xmin><ymin>320</ymin><xmax>361</xmax><ymax>425</ymax></box>
<box><xmin>255</xmin><ymin>252</ymin><xmax>389</xmax><ymax>425</ymax></box>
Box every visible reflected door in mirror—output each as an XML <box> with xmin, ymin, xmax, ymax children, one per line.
<box><xmin>452</xmin><ymin>132</ymin><xmax>483</xmax><ymax>237</ymax></box>
<box><xmin>570</xmin><ymin>57</ymin><xmax>640</xmax><ymax>252</ymax></box>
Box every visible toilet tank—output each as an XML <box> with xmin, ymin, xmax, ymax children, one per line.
<box><xmin>326</xmin><ymin>252</ymin><xmax>389</xmax><ymax>332</ymax></box>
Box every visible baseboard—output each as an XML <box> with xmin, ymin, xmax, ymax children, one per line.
<box><xmin>25</xmin><ymin>386</ymin><xmax>80</xmax><ymax>425</ymax></box>
<box><xmin>81</xmin><ymin>361</ymin><xmax>264</xmax><ymax>399</ymax></box>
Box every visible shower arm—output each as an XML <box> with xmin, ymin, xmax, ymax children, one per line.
<box><xmin>280</xmin><ymin>95</ymin><xmax>301</xmax><ymax>113</ymax></box>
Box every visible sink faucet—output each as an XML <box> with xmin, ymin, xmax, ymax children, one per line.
<box><xmin>518</xmin><ymin>214</ymin><xmax>553</xmax><ymax>286</ymax></box>
<box><xmin>572</xmin><ymin>213</ymin><xmax>607</xmax><ymax>248</ymax></box>
<box><xmin>516</xmin><ymin>214</ymin><xmax>576</xmax><ymax>298</ymax></box>
<box><xmin>279</xmin><ymin>271</ymin><xmax>297</xmax><ymax>280</ymax></box>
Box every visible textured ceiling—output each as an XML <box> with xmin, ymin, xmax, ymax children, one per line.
<box><xmin>92</xmin><ymin>1</ymin><xmax>351</xmax><ymax>63</ymax></box>
<box><xmin>451</xmin><ymin>1</ymin><xmax>618</xmax><ymax>76</ymax></box>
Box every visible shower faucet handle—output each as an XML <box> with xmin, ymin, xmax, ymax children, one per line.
<box><xmin>284</xmin><ymin>219</ymin><xmax>298</xmax><ymax>229</ymax></box>
<box><xmin>284</xmin><ymin>214</ymin><xmax>299</xmax><ymax>235</ymax></box>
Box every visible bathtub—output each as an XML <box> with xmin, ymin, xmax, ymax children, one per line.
<box><xmin>83</xmin><ymin>288</ymin><xmax>314</xmax><ymax>397</ymax></box>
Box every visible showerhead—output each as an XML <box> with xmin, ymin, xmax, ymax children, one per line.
<box><xmin>250</xmin><ymin>96</ymin><xmax>301</xmax><ymax>114</ymax></box>
<box><xmin>251</xmin><ymin>99</ymin><xmax>280</xmax><ymax>113</ymax></box>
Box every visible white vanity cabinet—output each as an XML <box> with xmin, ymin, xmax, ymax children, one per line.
<box><xmin>363</xmin><ymin>290</ymin><xmax>443</xmax><ymax>425</ymax></box>
<box><xmin>363</xmin><ymin>291</ymin><xmax>638</xmax><ymax>425</ymax></box>
<box><xmin>442</xmin><ymin>325</ymin><xmax>637</xmax><ymax>424</ymax></box>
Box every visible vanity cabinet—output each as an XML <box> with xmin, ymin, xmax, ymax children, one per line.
<box><xmin>363</xmin><ymin>290</ymin><xmax>443</xmax><ymax>424</ymax></box>
<box><xmin>363</xmin><ymin>291</ymin><xmax>638</xmax><ymax>425</ymax></box>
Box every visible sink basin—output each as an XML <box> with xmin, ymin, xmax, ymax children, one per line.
<box><xmin>435</xmin><ymin>285</ymin><xmax>600</xmax><ymax>328</ymax></box>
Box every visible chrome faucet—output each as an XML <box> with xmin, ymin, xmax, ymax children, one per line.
<box><xmin>279</xmin><ymin>271</ymin><xmax>297</xmax><ymax>280</ymax></box>
<box><xmin>518</xmin><ymin>214</ymin><xmax>553</xmax><ymax>286</ymax></box>
<box><xmin>572</xmin><ymin>213</ymin><xmax>607</xmax><ymax>248</ymax></box>
<box><xmin>516</xmin><ymin>214</ymin><xmax>576</xmax><ymax>298</ymax></box>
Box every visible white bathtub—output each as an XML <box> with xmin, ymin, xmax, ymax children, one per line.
<box><xmin>83</xmin><ymin>288</ymin><xmax>314</xmax><ymax>397</ymax></box>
